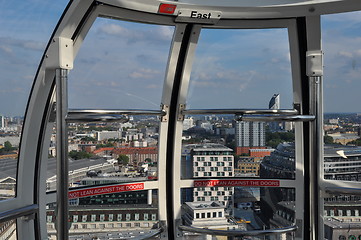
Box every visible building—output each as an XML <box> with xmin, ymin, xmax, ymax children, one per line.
<box><xmin>97</xmin><ymin>130</ymin><xmax>122</xmax><ymax>141</ymax></box>
<box><xmin>260</xmin><ymin>142</ymin><xmax>296</xmax><ymax>179</ymax></box>
<box><xmin>324</xmin><ymin>145</ymin><xmax>361</xmax><ymax>181</ymax></box>
<box><xmin>183</xmin><ymin>143</ymin><xmax>234</xmax><ymax>207</ymax></box>
<box><xmin>269</xmin><ymin>94</ymin><xmax>280</xmax><ymax>110</ymax></box>
<box><xmin>46</xmin><ymin>205</ymin><xmax>159</xmax><ymax>239</ymax></box>
<box><xmin>183</xmin><ymin>117</ymin><xmax>195</xmax><ymax>131</ymax></box>
<box><xmin>237</xmin><ymin>157</ymin><xmax>260</xmax><ymax>176</ymax></box>
<box><xmin>235</xmin><ymin>121</ymin><xmax>266</xmax><ymax>155</ymax></box>
<box><xmin>182</xmin><ymin>201</ymin><xmax>232</xmax><ymax>229</ymax></box>
<box><xmin>324</xmin><ymin>220</ymin><xmax>361</xmax><ymax>240</ymax></box>
<box><xmin>261</xmin><ymin>142</ymin><xmax>361</xmax><ymax>236</ymax></box>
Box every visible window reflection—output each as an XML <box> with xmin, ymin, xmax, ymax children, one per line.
<box><xmin>0</xmin><ymin>0</ymin><xmax>68</xmax><ymax>201</ymax></box>
<box><xmin>322</xmin><ymin>11</ymin><xmax>361</xmax><ymax>239</ymax></box>
<box><xmin>68</xmin><ymin>18</ymin><xmax>174</xmax><ymax>110</ymax></box>
<box><xmin>181</xmin><ymin>187</ymin><xmax>296</xmax><ymax>239</ymax></box>
<box><xmin>181</xmin><ymin>114</ymin><xmax>295</xmax><ymax>180</ymax></box>
<box><xmin>187</xmin><ymin>28</ymin><xmax>293</xmax><ymax>109</ymax></box>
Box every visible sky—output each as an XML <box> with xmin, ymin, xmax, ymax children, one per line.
<box><xmin>1</xmin><ymin>1</ymin><xmax>361</xmax><ymax>116</ymax></box>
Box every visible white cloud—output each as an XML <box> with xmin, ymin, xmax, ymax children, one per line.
<box><xmin>97</xmin><ymin>23</ymin><xmax>173</xmax><ymax>44</ymax></box>
<box><xmin>129</xmin><ymin>68</ymin><xmax>160</xmax><ymax>79</ymax></box>
<box><xmin>0</xmin><ymin>45</ymin><xmax>12</xmax><ymax>54</ymax></box>
<box><xmin>338</xmin><ymin>51</ymin><xmax>353</xmax><ymax>58</ymax></box>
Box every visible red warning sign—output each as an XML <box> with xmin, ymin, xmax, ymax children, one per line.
<box><xmin>158</xmin><ymin>4</ymin><xmax>177</xmax><ymax>14</ymax></box>
<box><xmin>194</xmin><ymin>179</ymin><xmax>280</xmax><ymax>188</ymax></box>
<box><xmin>68</xmin><ymin>182</ymin><xmax>144</xmax><ymax>199</ymax></box>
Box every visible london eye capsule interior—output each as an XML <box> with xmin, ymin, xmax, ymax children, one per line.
<box><xmin>1</xmin><ymin>0</ymin><xmax>361</xmax><ymax>239</ymax></box>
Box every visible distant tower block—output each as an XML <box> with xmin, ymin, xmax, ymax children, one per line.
<box><xmin>269</xmin><ymin>94</ymin><xmax>282</xmax><ymax>132</ymax></box>
<box><xmin>269</xmin><ymin>93</ymin><xmax>280</xmax><ymax>110</ymax></box>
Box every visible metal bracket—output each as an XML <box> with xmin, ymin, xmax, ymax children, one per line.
<box><xmin>295</xmin><ymin>219</ymin><xmax>303</xmax><ymax>238</ymax></box>
<box><xmin>306</xmin><ymin>50</ymin><xmax>323</xmax><ymax>77</ymax></box>
<box><xmin>158</xmin><ymin>220</ymin><xmax>167</xmax><ymax>239</ymax></box>
<box><xmin>161</xmin><ymin>104</ymin><xmax>169</xmax><ymax>122</ymax></box>
<box><xmin>178</xmin><ymin>104</ymin><xmax>186</xmax><ymax>121</ymax></box>
<box><xmin>46</xmin><ymin>37</ymin><xmax>74</xmax><ymax>70</ymax></box>
<box><xmin>293</xmin><ymin>103</ymin><xmax>301</xmax><ymax>113</ymax></box>
<box><xmin>175</xmin><ymin>219</ymin><xmax>184</xmax><ymax>238</ymax></box>
<box><xmin>21</xmin><ymin>213</ymin><xmax>36</xmax><ymax>222</ymax></box>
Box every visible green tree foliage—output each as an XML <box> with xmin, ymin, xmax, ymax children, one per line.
<box><xmin>117</xmin><ymin>154</ymin><xmax>129</xmax><ymax>165</ymax></box>
<box><xmin>96</xmin><ymin>143</ymin><xmax>115</xmax><ymax>149</ymax></box>
<box><xmin>348</xmin><ymin>138</ymin><xmax>361</xmax><ymax>146</ymax></box>
<box><xmin>80</xmin><ymin>136</ymin><xmax>97</xmax><ymax>142</ymax></box>
<box><xmin>0</xmin><ymin>141</ymin><xmax>17</xmax><ymax>154</ymax></box>
<box><xmin>266</xmin><ymin>131</ymin><xmax>295</xmax><ymax>148</ymax></box>
<box><xmin>68</xmin><ymin>150</ymin><xmax>93</xmax><ymax>160</ymax></box>
<box><xmin>324</xmin><ymin>135</ymin><xmax>334</xmax><ymax>144</ymax></box>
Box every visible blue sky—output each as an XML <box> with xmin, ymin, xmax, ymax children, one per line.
<box><xmin>1</xmin><ymin>1</ymin><xmax>361</xmax><ymax>116</ymax></box>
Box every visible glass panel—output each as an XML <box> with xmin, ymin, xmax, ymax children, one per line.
<box><xmin>47</xmin><ymin>189</ymin><xmax>159</xmax><ymax>238</ymax></box>
<box><xmin>0</xmin><ymin>0</ymin><xmax>68</xmax><ymax>200</ymax></box>
<box><xmin>68</xmin><ymin>17</ymin><xmax>174</xmax><ymax>110</ymax></box>
<box><xmin>181</xmin><ymin>114</ymin><xmax>295</xmax><ymax>180</ymax></box>
<box><xmin>322</xmin><ymin>11</ymin><xmax>361</xmax><ymax>238</ymax></box>
<box><xmin>0</xmin><ymin>220</ymin><xmax>17</xmax><ymax>239</ymax></box>
<box><xmin>187</xmin><ymin>28</ymin><xmax>293</xmax><ymax>109</ymax></box>
<box><xmin>181</xmin><ymin>187</ymin><xmax>296</xmax><ymax>239</ymax></box>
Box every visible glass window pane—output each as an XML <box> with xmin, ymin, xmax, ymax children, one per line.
<box><xmin>322</xmin><ymin>11</ymin><xmax>361</xmax><ymax>238</ymax></box>
<box><xmin>187</xmin><ymin>28</ymin><xmax>293</xmax><ymax>109</ymax></box>
<box><xmin>181</xmin><ymin>187</ymin><xmax>295</xmax><ymax>238</ymax></box>
<box><xmin>68</xmin><ymin>18</ymin><xmax>174</xmax><ymax>110</ymax></box>
<box><xmin>181</xmin><ymin>114</ymin><xmax>295</xmax><ymax>180</ymax></box>
<box><xmin>0</xmin><ymin>0</ymin><xmax>68</xmax><ymax>200</ymax></box>
<box><xmin>0</xmin><ymin>220</ymin><xmax>17</xmax><ymax>239</ymax></box>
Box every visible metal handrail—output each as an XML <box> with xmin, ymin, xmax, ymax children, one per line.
<box><xmin>237</xmin><ymin>115</ymin><xmax>315</xmax><ymax>122</ymax></box>
<box><xmin>182</xmin><ymin>108</ymin><xmax>299</xmax><ymax>115</ymax></box>
<box><xmin>134</xmin><ymin>228</ymin><xmax>163</xmax><ymax>240</ymax></box>
<box><xmin>179</xmin><ymin>224</ymin><xmax>297</xmax><ymax>237</ymax></box>
<box><xmin>325</xmin><ymin>187</ymin><xmax>361</xmax><ymax>196</ymax></box>
<box><xmin>0</xmin><ymin>204</ymin><xmax>39</xmax><ymax>223</ymax></box>
<box><xmin>66</xmin><ymin>113</ymin><xmax>129</xmax><ymax>123</ymax></box>
<box><xmin>68</xmin><ymin>109</ymin><xmax>166</xmax><ymax>116</ymax></box>
<box><xmin>66</xmin><ymin>109</ymin><xmax>166</xmax><ymax>123</ymax></box>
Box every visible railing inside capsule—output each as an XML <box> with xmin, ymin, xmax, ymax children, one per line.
<box><xmin>66</xmin><ymin>108</ymin><xmax>167</xmax><ymax>123</ymax></box>
<box><xmin>0</xmin><ymin>204</ymin><xmax>38</xmax><ymax>223</ymax></box>
<box><xmin>178</xmin><ymin>224</ymin><xmax>298</xmax><ymax>238</ymax></box>
<box><xmin>181</xmin><ymin>107</ymin><xmax>315</xmax><ymax>122</ymax></box>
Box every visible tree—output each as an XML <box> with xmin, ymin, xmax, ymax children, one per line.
<box><xmin>266</xmin><ymin>131</ymin><xmax>295</xmax><ymax>148</ymax></box>
<box><xmin>4</xmin><ymin>141</ymin><xmax>12</xmax><ymax>150</ymax></box>
<box><xmin>117</xmin><ymin>154</ymin><xmax>129</xmax><ymax>165</ymax></box>
<box><xmin>324</xmin><ymin>135</ymin><xmax>334</xmax><ymax>144</ymax></box>
<box><xmin>68</xmin><ymin>150</ymin><xmax>92</xmax><ymax>160</ymax></box>
<box><xmin>80</xmin><ymin>136</ymin><xmax>97</xmax><ymax>142</ymax></box>
<box><xmin>0</xmin><ymin>141</ymin><xmax>16</xmax><ymax>154</ymax></box>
